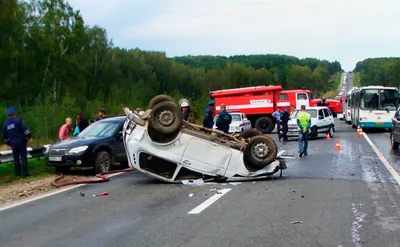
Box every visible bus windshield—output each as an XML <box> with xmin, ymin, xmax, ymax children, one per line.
<box><xmin>360</xmin><ymin>89</ymin><xmax>398</xmax><ymax>111</ymax></box>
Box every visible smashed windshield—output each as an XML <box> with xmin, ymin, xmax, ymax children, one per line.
<box><xmin>361</xmin><ymin>89</ymin><xmax>398</xmax><ymax>110</ymax></box>
<box><xmin>78</xmin><ymin>122</ymin><xmax>120</xmax><ymax>137</ymax></box>
<box><xmin>290</xmin><ymin>109</ymin><xmax>317</xmax><ymax>119</ymax></box>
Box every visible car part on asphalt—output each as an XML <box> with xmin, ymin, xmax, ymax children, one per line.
<box><xmin>51</xmin><ymin>167</ymin><xmax>134</xmax><ymax>188</ymax></box>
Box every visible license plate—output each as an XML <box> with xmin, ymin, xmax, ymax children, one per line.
<box><xmin>49</xmin><ymin>156</ymin><xmax>62</xmax><ymax>162</ymax></box>
<box><xmin>375</xmin><ymin>122</ymin><xmax>383</xmax><ymax>125</ymax></box>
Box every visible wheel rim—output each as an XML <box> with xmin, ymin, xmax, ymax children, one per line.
<box><xmin>158</xmin><ymin>110</ymin><xmax>175</xmax><ymax>127</ymax></box>
<box><xmin>252</xmin><ymin>142</ymin><xmax>269</xmax><ymax>159</ymax></box>
<box><xmin>100</xmin><ymin>153</ymin><xmax>110</xmax><ymax>171</ymax></box>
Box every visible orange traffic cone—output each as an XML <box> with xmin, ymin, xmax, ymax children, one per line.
<box><xmin>334</xmin><ymin>140</ymin><xmax>341</xmax><ymax>150</ymax></box>
<box><xmin>326</xmin><ymin>133</ymin><xmax>331</xmax><ymax>140</ymax></box>
<box><xmin>357</xmin><ymin>126</ymin><xmax>362</xmax><ymax>133</ymax></box>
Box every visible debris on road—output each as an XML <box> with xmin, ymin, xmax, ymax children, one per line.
<box><xmin>182</xmin><ymin>179</ymin><xmax>204</xmax><ymax>186</ymax></box>
<box><xmin>189</xmin><ymin>194</ymin><xmax>193</xmax><ymax>197</ymax></box>
<box><xmin>80</xmin><ymin>192</ymin><xmax>85</xmax><ymax>197</ymax></box>
<box><xmin>93</xmin><ymin>192</ymin><xmax>108</xmax><ymax>197</ymax></box>
<box><xmin>290</xmin><ymin>221</ymin><xmax>303</xmax><ymax>224</ymax></box>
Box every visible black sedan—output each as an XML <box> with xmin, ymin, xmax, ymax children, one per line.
<box><xmin>45</xmin><ymin>116</ymin><xmax>128</xmax><ymax>173</ymax></box>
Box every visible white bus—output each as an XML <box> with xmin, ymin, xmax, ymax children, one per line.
<box><xmin>343</xmin><ymin>87</ymin><xmax>358</xmax><ymax>124</ymax></box>
<box><xmin>350</xmin><ymin>86</ymin><xmax>399</xmax><ymax>130</ymax></box>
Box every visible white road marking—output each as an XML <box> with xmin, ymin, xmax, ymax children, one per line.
<box><xmin>351</xmin><ymin>203</ymin><xmax>366</xmax><ymax>247</ymax></box>
<box><xmin>363</xmin><ymin>133</ymin><xmax>400</xmax><ymax>185</ymax></box>
<box><xmin>0</xmin><ymin>172</ymin><xmax>124</xmax><ymax>212</ymax></box>
<box><xmin>188</xmin><ymin>188</ymin><xmax>231</xmax><ymax>215</ymax></box>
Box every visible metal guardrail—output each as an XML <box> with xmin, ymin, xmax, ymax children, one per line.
<box><xmin>0</xmin><ymin>145</ymin><xmax>50</xmax><ymax>164</ymax></box>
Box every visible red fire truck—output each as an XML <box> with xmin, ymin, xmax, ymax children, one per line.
<box><xmin>210</xmin><ymin>85</ymin><xmax>342</xmax><ymax>134</ymax></box>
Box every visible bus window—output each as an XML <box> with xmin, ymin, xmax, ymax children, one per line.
<box><xmin>380</xmin><ymin>89</ymin><xmax>398</xmax><ymax>110</ymax></box>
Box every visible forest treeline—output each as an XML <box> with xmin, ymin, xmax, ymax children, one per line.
<box><xmin>1</xmin><ymin>0</ymin><xmax>345</xmax><ymax>142</ymax></box>
<box><xmin>354</xmin><ymin>58</ymin><xmax>400</xmax><ymax>87</ymax></box>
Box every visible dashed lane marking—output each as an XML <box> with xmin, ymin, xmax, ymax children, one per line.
<box><xmin>188</xmin><ymin>188</ymin><xmax>232</xmax><ymax>215</ymax></box>
<box><xmin>363</xmin><ymin>132</ymin><xmax>400</xmax><ymax>186</ymax></box>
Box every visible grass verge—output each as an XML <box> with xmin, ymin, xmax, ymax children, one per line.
<box><xmin>353</xmin><ymin>72</ymin><xmax>361</xmax><ymax>87</ymax></box>
<box><xmin>0</xmin><ymin>158</ymin><xmax>54</xmax><ymax>185</ymax></box>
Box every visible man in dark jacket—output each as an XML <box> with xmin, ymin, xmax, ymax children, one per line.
<box><xmin>2</xmin><ymin>107</ymin><xmax>32</xmax><ymax>177</ymax></box>
<box><xmin>281</xmin><ymin>107</ymin><xmax>291</xmax><ymax>144</ymax></box>
<box><xmin>203</xmin><ymin>100</ymin><xmax>216</xmax><ymax>129</ymax></box>
<box><xmin>216</xmin><ymin>104</ymin><xmax>232</xmax><ymax>134</ymax></box>
<box><xmin>91</xmin><ymin>108</ymin><xmax>107</xmax><ymax>123</ymax></box>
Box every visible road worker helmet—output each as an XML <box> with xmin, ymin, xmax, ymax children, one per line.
<box><xmin>179</xmin><ymin>98</ymin><xmax>190</xmax><ymax>108</ymax></box>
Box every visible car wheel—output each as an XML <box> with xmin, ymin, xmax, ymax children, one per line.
<box><xmin>148</xmin><ymin>94</ymin><xmax>174</xmax><ymax>109</ymax></box>
<box><xmin>390</xmin><ymin>132</ymin><xmax>399</xmax><ymax>149</ymax></box>
<box><xmin>254</xmin><ymin>116</ymin><xmax>274</xmax><ymax>134</ymax></box>
<box><xmin>147</xmin><ymin>123</ymin><xmax>180</xmax><ymax>143</ymax></box>
<box><xmin>55</xmin><ymin>166</ymin><xmax>70</xmax><ymax>174</ymax></box>
<box><xmin>239</xmin><ymin>128</ymin><xmax>263</xmax><ymax>140</ymax></box>
<box><xmin>328</xmin><ymin>127</ymin><xmax>334</xmax><ymax>138</ymax></box>
<box><xmin>149</xmin><ymin>101</ymin><xmax>183</xmax><ymax>135</ymax></box>
<box><xmin>94</xmin><ymin>151</ymin><xmax>111</xmax><ymax>174</ymax></box>
<box><xmin>243</xmin><ymin>136</ymin><xmax>277</xmax><ymax>170</ymax></box>
<box><xmin>310</xmin><ymin>126</ymin><xmax>318</xmax><ymax>140</ymax></box>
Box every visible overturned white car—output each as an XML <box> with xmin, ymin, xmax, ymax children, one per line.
<box><xmin>122</xmin><ymin>95</ymin><xmax>290</xmax><ymax>183</ymax></box>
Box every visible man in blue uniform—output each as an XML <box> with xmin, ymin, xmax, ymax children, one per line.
<box><xmin>203</xmin><ymin>100</ymin><xmax>216</xmax><ymax>129</ymax></box>
<box><xmin>216</xmin><ymin>104</ymin><xmax>232</xmax><ymax>134</ymax></box>
<box><xmin>2</xmin><ymin>107</ymin><xmax>32</xmax><ymax>176</ymax></box>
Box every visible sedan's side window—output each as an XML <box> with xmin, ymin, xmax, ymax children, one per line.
<box><xmin>323</xmin><ymin>109</ymin><xmax>330</xmax><ymax>117</ymax></box>
<box><xmin>319</xmin><ymin>110</ymin><xmax>324</xmax><ymax>118</ymax></box>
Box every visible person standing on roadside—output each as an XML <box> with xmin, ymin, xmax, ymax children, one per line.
<box><xmin>73</xmin><ymin>112</ymin><xmax>89</xmax><ymax>136</ymax></box>
<box><xmin>216</xmin><ymin>104</ymin><xmax>232</xmax><ymax>134</ymax></box>
<box><xmin>2</xmin><ymin>107</ymin><xmax>32</xmax><ymax>177</ymax></box>
<box><xmin>180</xmin><ymin>99</ymin><xmax>196</xmax><ymax>123</ymax></box>
<box><xmin>59</xmin><ymin>118</ymin><xmax>72</xmax><ymax>141</ymax></box>
<box><xmin>281</xmin><ymin>107</ymin><xmax>290</xmax><ymax>144</ymax></box>
<box><xmin>297</xmin><ymin>105</ymin><xmax>311</xmax><ymax>157</ymax></box>
<box><xmin>91</xmin><ymin>108</ymin><xmax>107</xmax><ymax>123</ymax></box>
<box><xmin>203</xmin><ymin>100</ymin><xmax>216</xmax><ymax>129</ymax></box>
<box><xmin>272</xmin><ymin>108</ymin><xmax>283</xmax><ymax>141</ymax></box>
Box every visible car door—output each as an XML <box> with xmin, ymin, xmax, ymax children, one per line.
<box><xmin>393</xmin><ymin>108</ymin><xmax>400</xmax><ymax>141</ymax></box>
<box><xmin>180</xmin><ymin>138</ymin><xmax>232</xmax><ymax>176</ymax></box>
<box><xmin>114</xmin><ymin>124</ymin><xmax>128</xmax><ymax>163</ymax></box>
<box><xmin>317</xmin><ymin>109</ymin><xmax>326</xmax><ymax>131</ymax></box>
<box><xmin>323</xmin><ymin>108</ymin><xmax>333</xmax><ymax>127</ymax></box>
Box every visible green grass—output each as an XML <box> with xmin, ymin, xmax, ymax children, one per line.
<box><xmin>0</xmin><ymin>158</ymin><xmax>54</xmax><ymax>185</ymax></box>
<box><xmin>353</xmin><ymin>72</ymin><xmax>361</xmax><ymax>87</ymax></box>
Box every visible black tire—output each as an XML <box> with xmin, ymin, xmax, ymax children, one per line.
<box><xmin>148</xmin><ymin>94</ymin><xmax>174</xmax><ymax>109</ymax></box>
<box><xmin>390</xmin><ymin>132</ymin><xmax>399</xmax><ymax>149</ymax></box>
<box><xmin>94</xmin><ymin>151</ymin><xmax>111</xmax><ymax>174</ymax></box>
<box><xmin>243</xmin><ymin>135</ymin><xmax>277</xmax><ymax>170</ymax></box>
<box><xmin>328</xmin><ymin>127</ymin><xmax>334</xmax><ymax>138</ymax></box>
<box><xmin>239</xmin><ymin>128</ymin><xmax>263</xmax><ymax>139</ymax></box>
<box><xmin>55</xmin><ymin>166</ymin><xmax>70</xmax><ymax>174</ymax></box>
<box><xmin>310</xmin><ymin>126</ymin><xmax>318</xmax><ymax>140</ymax></box>
<box><xmin>254</xmin><ymin>116</ymin><xmax>274</xmax><ymax>134</ymax></box>
<box><xmin>149</xmin><ymin>101</ymin><xmax>183</xmax><ymax>135</ymax></box>
<box><xmin>147</xmin><ymin>123</ymin><xmax>180</xmax><ymax>143</ymax></box>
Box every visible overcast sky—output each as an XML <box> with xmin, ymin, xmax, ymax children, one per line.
<box><xmin>67</xmin><ymin>0</ymin><xmax>400</xmax><ymax>71</ymax></box>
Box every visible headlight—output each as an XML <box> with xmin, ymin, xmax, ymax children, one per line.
<box><xmin>67</xmin><ymin>146</ymin><xmax>88</xmax><ymax>155</ymax></box>
<box><xmin>45</xmin><ymin>145</ymin><xmax>50</xmax><ymax>154</ymax></box>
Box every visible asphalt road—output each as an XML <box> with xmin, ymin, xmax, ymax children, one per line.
<box><xmin>1</xmin><ymin>120</ymin><xmax>400</xmax><ymax>247</ymax></box>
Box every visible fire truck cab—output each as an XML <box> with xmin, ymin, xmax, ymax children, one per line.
<box><xmin>210</xmin><ymin>86</ymin><xmax>312</xmax><ymax>134</ymax></box>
